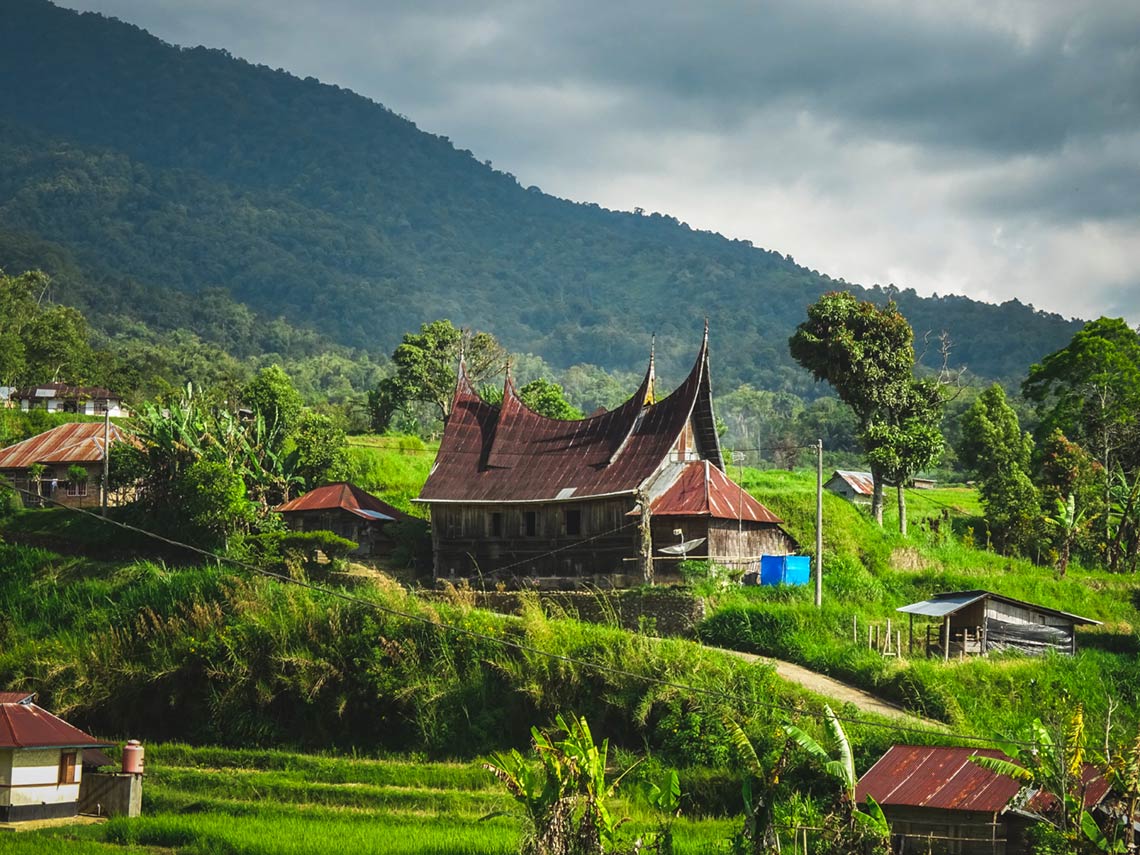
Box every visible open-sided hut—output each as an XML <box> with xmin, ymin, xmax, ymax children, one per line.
<box><xmin>417</xmin><ymin>329</ymin><xmax>797</xmax><ymax>586</ymax></box>
<box><xmin>0</xmin><ymin>693</ymin><xmax>110</xmax><ymax>823</ymax></box>
<box><xmin>896</xmin><ymin>590</ymin><xmax>1100</xmax><ymax>659</ymax></box>
<box><xmin>277</xmin><ymin>482</ymin><xmax>413</xmax><ymax>557</ymax></box>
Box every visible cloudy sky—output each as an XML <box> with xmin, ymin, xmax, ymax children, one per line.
<box><xmin>60</xmin><ymin>0</ymin><xmax>1140</xmax><ymax>322</ymax></box>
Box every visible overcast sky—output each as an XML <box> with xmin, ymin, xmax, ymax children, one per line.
<box><xmin>59</xmin><ymin>0</ymin><xmax>1140</xmax><ymax>322</ymax></box>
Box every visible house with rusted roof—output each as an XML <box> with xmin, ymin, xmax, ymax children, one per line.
<box><xmin>0</xmin><ymin>692</ymin><xmax>111</xmax><ymax>823</ymax></box>
<box><xmin>824</xmin><ymin>469</ymin><xmax>874</xmax><ymax>505</ymax></box>
<box><xmin>12</xmin><ymin>384</ymin><xmax>128</xmax><ymax>417</ymax></box>
<box><xmin>856</xmin><ymin>744</ymin><xmax>1110</xmax><ymax>855</ymax></box>
<box><xmin>0</xmin><ymin>422</ymin><xmax>130</xmax><ymax>508</ymax></box>
<box><xmin>417</xmin><ymin>329</ymin><xmax>797</xmax><ymax>585</ymax></box>
<box><xmin>277</xmin><ymin>482</ymin><xmax>414</xmax><ymax>557</ymax></box>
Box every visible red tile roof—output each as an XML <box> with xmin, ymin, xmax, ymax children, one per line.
<box><xmin>277</xmin><ymin>482</ymin><xmax>412</xmax><ymax>522</ymax></box>
<box><xmin>0</xmin><ymin>700</ymin><xmax>109</xmax><ymax>749</ymax></box>
<box><xmin>648</xmin><ymin>460</ymin><xmax>783</xmax><ymax>523</ymax></box>
<box><xmin>0</xmin><ymin>422</ymin><xmax>130</xmax><ymax>470</ymax></box>
<box><xmin>418</xmin><ymin>332</ymin><xmax>723</xmax><ymax>503</ymax></box>
<box><xmin>856</xmin><ymin>745</ymin><xmax>1110</xmax><ymax>814</ymax></box>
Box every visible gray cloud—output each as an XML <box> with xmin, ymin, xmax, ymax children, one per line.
<box><xmin>55</xmin><ymin>0</ymin><xmax>1140</xmax><ymax>322</ymax></box>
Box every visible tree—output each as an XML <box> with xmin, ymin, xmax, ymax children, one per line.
<box><xmin>1038</xmin><ymin>430</ymin><xmax>1102</xmax><ymax>573</ymax></box>
<box><xmin>958</xmin><ymin>384</ymin><xmax>1040</xmax><ymax>555</ymax></box>
<box><xmin>172</xmin><ymin>459</ymin><xmax>256</xmax><ymax>550</ymax></box>
<box><xmin>370</xmin><ymin>320</ymin><xmax>506</xmax><ymax>430</ymax></box>
<box><xmin>242</xmin><ymin>365</ymin><xmax>303</xmax><ymax>442</ymax></box>
<box><xmin>480</xmin><ymin>378</ymin><xmax>584</xmax><ymax>420</ymax></box>
<box><xmin>862</xmin><ymin>379</ymin><xmax>945</xmax><ymax>535</ymax></box>
<box><xmin>289</xmin><ymin>411</ymin><xmax>349</xmax><ymax>490</ymax></box>
<box><xmin>789</xmin><ymin>292</ymin><xmax>931</xmax><ymax>524</ymax></box>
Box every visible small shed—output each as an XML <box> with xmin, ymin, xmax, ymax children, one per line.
<box><xmin>896</xmin><ymin>590</ymin><xmax>1100</xmax><ymax>659</ymax></box>
<box><xmin>277</xmin><ymin>482</ymin><xmax>413</xmax><ymax>557</ymax></box>
<box><xmin>0</xmin><ymin>692</ymin><xmax>111</xmax><ymax>822</ymax></box>
<box><xmin>856</xmin><ymin>744</ymin><xmax>1110</xmax><ymax>855</ymax></box>
<box><xmin>825</xmin><ymin>470</ymin><xmax>874</xmax><ymax>505</ymax></box>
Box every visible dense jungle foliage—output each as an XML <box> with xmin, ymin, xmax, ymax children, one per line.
<box><xmin>0</xmin><ymin>0</ymin><xmax>1081</xmax><ymax>393</ymax></box>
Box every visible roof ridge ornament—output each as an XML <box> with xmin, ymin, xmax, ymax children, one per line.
<box><xmin>646</xmin><ymin>333</ymin><xmax>656</xmax><ymax>405</ymax></box>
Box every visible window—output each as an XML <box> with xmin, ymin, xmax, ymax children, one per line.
<box><xmin>58</xmin><ymin>751</ymin><xmax>77</xmax><ymax>784</ymax></box>
<box><xmin>523</xmin><ymin>511</ymin><xmax>537</xmax><ymax>537</ymax></box>
<box><xmin>490</xmin><ymin>512</ymin><xmax>503</xmax><ymax>537</ymax></box>
<box><xmin>564</xmin><ymin>509</ymin><xmax>581</xmax><ymax>536</ymax></box>
<box><xmin>66</xmin><ymin>479</ymin><xmax>88</xmax><ymax>497</ymax></box>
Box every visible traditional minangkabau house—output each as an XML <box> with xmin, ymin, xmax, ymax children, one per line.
<box><xmin>416</xmin><ymin>328</ymin><xmax>798</xmax><ymax>586</ymax></box>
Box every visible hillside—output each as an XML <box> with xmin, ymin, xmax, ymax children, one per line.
<box><xmin>0</xmin><ymin>0</ymin><xmax>1082</xmax><ymax>391</ymax></box>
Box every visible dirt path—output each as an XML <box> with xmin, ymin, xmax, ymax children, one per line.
<box><xmin>712</xmin><ymin>647</ymin><xmax>947</xmax><ymax>730</ymax></box>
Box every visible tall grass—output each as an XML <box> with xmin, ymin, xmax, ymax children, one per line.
<box><xmin>343</xmin><ymin>434</ymin><xmax>435</xmax><ymax>514</ymax></box>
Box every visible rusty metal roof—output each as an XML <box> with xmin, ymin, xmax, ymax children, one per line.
<box><xmin>0</xmin><ymin>693</ymin><xmax>35</xmax><ymax>704</ymax></box>
<box><xmin>277</xmin><ymin>482</ymin><xmax>412</xmax><ymax>522</ymax></box>
<box><xmin>828</xmin><ymin>470</ymin><xmax>875</xmax><ymax>496</ymax></box>
<box><xmin>647</xmin><ymin>460</ymin><xmax>784</xmax><ymax>523</ymax></box>
<box><xmin>856</xmin><ymin>745</ymin><xmax>1021</xmax><ymax>812</ymax></box>
<box><xmin>857</xmin><ymin>745</ymin><xmax>1113</xmax><ymax>815</ymax></box>
<box><xmin>0</xmin><ymin>701</ymin><xmax>110</xmax><ymax>749</ymax></box>
<box><xmin>13</xmin><ymin>383</ymin><xmax>120</xmax><ymax>401</ymax></box>
<box><xmin>418</xmin><ymin>332</ymin><xmax>724</xmax><ymax>503</ymax></box>
<box><xmin>897</xmin><ymin>590</ymin><xmax>1101</xmax><ymax>625</ymax></box>
<box><xmin>0</xmin><ymin>422</ymin><xmax>130</xmax><ymax>470</ymax></box>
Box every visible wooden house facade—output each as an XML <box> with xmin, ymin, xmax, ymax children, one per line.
<box><xmin>277</xmin><ymin>482</ymin><xmax>413</xmax><ymax>557</ymax></box>
<box><xmin>0</xmin><ymin>422</ymin><xmax>130</xmax><ymax>509</ymax></box>
<box><xmin>417</xmin><ymin>330</ymin><xmax>797</xmax><ymax>586</ymax></box>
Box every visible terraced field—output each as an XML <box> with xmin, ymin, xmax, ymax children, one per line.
<box><xmin>17</xmin><ymin>745</ymin><xmax>736</xmax><ymax>854</ymax></box>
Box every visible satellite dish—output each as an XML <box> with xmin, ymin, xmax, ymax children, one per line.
<box><xmin>658</xmin><ymin>537</ymin><xmax>706</xmax><ymax>556</ymax></box>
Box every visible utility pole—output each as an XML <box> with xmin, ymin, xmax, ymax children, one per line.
<box><xmin>815</xmin><ymin>439</ymin><xmax>823</xmax><ymax>608</ymax></box>
<box><xmin>101</xmin><ymin>408</ymin><xmax>110</xmax><ymax>517</ymax></box>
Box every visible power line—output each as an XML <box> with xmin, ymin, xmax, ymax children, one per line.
<box><xmin>4</xmin><ymin>482</ymin><xmax>1033</xmax><ymax>748</ymax></box>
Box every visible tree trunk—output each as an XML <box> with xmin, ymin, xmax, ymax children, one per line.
<box><xmin>897</xmin><ymin>484</ymin><xmax>907</xmax><ymax>536</ymax></box>
<box><xmin>870</xmin><ymin>467</ymin><xmax>885</xmax><ymax>526</ymax></box>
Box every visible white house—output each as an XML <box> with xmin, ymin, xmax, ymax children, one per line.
<box><xmin>12</xmin><ymin>384</ymin><xmax>128</xmax><ymax>418</ymax></box>
<box><xmin>0</xmin><ymin>692</ymin><xmax>110</xmax><ymax>822</ymax></box>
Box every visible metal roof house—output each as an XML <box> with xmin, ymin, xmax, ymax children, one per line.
<box><xmin>277</xmin><ymin>483</ymin><xmax>413</xmax><ymax>557</ymax></box>
<box><xmin>12</xmin><ymin>384</ymin><xmax>128</xmax><ymax>418</ymax></box>
<box><xmin>825</xmin><ymin>470</ymin><xmax>874</xmax><ymax>505</ymax></box>
<box><xmin>0</xmin><ymin>422</ymin><xmax>130</xmax><ymax>508</ymax></box>
<box><xmin>896</xmin><ymin>591</ymin><xmax>1100</xmax><ymax>659</ymax></box>
<box><xmin>417</xmin><ymin>329</ymin><xmax>796</xmax><ymax>586</ymax></box>
<box><xmin>857</xmin><ymin>744</ymin><xmax>1110</xmax><ymax>855</ymax></box>
<box><xmin>0</xmin><ymin>693</ymin><xmax>110</xmax><ymax>823</ymax></box>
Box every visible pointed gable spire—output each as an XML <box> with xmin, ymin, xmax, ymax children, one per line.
<box><xmin>646</xmin><ymin>334</ymin><xmax>657</xmax><ymax>405</ymax></box>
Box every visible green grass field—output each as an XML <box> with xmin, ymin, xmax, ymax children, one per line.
<box><xmin>19</xmin><ymin>746</ymin><xmax>736</xmax><ymax>855</ymax></box>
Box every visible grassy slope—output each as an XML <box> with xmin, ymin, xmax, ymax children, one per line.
<box><xmin>344</xmin><ymin>435</ymin><xmax>436</xmax><ymax>516</ymax></box>
<box><xmin>703</xmin><ymin>468</ymin><xmax>1140</xmax><ymax>740</ymax></box>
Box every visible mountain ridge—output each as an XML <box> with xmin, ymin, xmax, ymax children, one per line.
<box><xmin>0</xmin><ymin>0</ymin><xmax>1082</xmax><ymax>390</ymax></box>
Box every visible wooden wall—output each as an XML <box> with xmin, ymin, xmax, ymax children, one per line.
<box><xmin>431</xmin><ymin>497</ymin><xmax>639</xmax><ymax>579</ymax></box>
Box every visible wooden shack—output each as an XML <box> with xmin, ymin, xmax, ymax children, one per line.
<box><xmin>417</xmin><ymin>328</ymin><xmax>796</xmax><ymax>586</ymax></box>
<box><xmin>824</xmin><ymin>470</ymin><xmax>874</xmax><ymax>505</ymax></box>
<box><xmin>896</xmin><ymin>590</ymin><xmax>1100</xmax><ymax>659</ymax></box>
<box><xmin>277</xmin><ymin>482</ymin><xmax>413</xmax><ymax>557</ymax></box>
<box><xmin>0</xmin><ymin>692</ymin><xmax>111</xmax><ymax>822</ymax></box>
<box><xmin>857</xmin><ymin>744</ymin><xmax>1110</xmax><ymax>855</ymax></box>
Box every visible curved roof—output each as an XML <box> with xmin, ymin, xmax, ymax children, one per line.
<box><xmin>419</xmin><ymin>332</ymin><xmax>723</xmax><ymax>503</ymax></box>
<box><xmin>277</xmin><ymin>482</ymin><xmax>411</xmax><ymax>522</ymax></box>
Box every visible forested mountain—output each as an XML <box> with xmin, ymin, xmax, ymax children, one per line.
<box><xmin>0</xmin><ymin>0</ymin><xmax>1081</xmax><ymax>391</ymax></box>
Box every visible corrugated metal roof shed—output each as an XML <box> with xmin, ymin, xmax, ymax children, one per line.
<box><xmin>277</xmin><ymin>482</ymin><xmax>412</xmax><ymax>523</ymax></box>
<box><xmin>858</xmin><ymin>744</ymin><xmax>1111</xmax><ymax>814</ymax></box>
<box><xmin>856</xmin><ymin>745</ymin><xmax>1021</xmax><ymax>812</ymax></box>
<box><xmin>0</xmin><ymin>693</ymin><xmax>35</xmax><ymax>705</ymax></box>
<box><xmin>829</xmin><ymin>470</ymin><xmax>875</xmax><ymax>496</ymax></box>
<box><xmin>0</xmin><ymin>701</ymin><xmax>110</xmax><ymax>749</ymax></box>
<box><xmin>897</xmin><ymin>590</ymin><xmax>1101</xmax><ymax>625</ymax></box>
<box><xmin>646</xmin><ymin>460</ymin><xmax>784</xmax><ymax>523</ymax></box>
<box><xmin>418</xmin><ymin>333</ymin><xmax>724</xmax><ymax>504</ymax></box>
<box><xmin>0</xmin><ymin>422</ymin><xmax>130</xmax><ymax>470</ymax></box>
